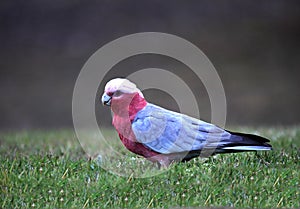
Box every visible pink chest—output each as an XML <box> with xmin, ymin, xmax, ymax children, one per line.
<box><xmin>110</xmin><ymin>93</ymin><xmax>159</xmax><ymax>158</ymax></box>
<box><xmin>113</xmin><ymin>115</ymin><xmax>159</xmax><ymax>158</ymax></box>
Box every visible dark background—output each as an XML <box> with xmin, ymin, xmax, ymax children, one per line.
<box><xmin>1</xmin><ymin>0</ymin><xmax>299</xmax><ymax>129</ymax></box>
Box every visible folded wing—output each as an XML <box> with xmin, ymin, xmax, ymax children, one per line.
<box><xmin>131</xmin><ymin>104</ymin><xmax>232</xmax><ymax>154</ymax></box>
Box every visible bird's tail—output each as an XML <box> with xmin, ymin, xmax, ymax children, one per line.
<box><xmin>216</xmin><ymin>131</ymin><xmax>272</xmax><ymax>153</ymax></box>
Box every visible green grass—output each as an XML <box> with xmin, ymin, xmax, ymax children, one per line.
<box><xmin>0</xmin><ymin>127</ymin><xmax>299</xmax><ymax>208</ymax></box>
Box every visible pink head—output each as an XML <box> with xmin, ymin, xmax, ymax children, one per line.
<box><xmin>101</xmin><ymin>78</ymin><xmax>146</xmax><ymax>117</ymax></box>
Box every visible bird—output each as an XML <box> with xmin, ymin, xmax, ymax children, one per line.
<box><xmin>101</xmin><ymin>78</ymin><xmax>272</xmax><ymax>167</ymax></box>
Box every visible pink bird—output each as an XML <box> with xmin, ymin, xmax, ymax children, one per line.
<box><xmin>101</xmin><ymin>78</ymin><xmax>272</xmax><ymax>167</ymax></box>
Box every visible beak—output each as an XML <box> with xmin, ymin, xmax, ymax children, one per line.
<box><xmin>101</xmin><ymin>92</ymin><xmax>111</xmax><ymax>106</ymax></box>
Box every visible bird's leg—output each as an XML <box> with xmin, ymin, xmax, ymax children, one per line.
<box><xmin>147</xmin><ymin>155</ymin><xmax>172</xmax><ymax>169</ymax></box>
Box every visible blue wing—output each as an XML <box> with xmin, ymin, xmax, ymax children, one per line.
<box><xmin>131</xmin><ymin>103</ymin><xmax>232</xmax><ymax>154</ymax></box>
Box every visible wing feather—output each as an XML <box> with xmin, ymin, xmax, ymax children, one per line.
<box><xmin>132</xmin><ymin>104</ymin><xmax>231</xmax><ymax>154</ymax></box>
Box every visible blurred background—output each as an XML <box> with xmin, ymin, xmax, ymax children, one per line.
<box><xmin>0</xmin><ymin>0</ymin><xmax>299</xmax><ymax>129</ymax></box>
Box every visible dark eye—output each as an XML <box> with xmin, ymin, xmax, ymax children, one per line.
<box><xmin>113</xmin><ymin>90</ymin><xmax>123</xmax><ymax>97</ymax></box>
<box><xmin>106</xmin><ymin>92</ymin><xmax>113</xmax><ymax>96</ymax></box>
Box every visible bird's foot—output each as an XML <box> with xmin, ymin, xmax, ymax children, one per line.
<box><xmin>148</xmin><ymin>155</ymin><xmax>172</xmax><ymax>169</ymax></box>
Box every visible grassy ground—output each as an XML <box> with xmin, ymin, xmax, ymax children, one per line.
<box><xmin>0</xmin><ymin>127</ymin><xmax>299</xmax><ymax>208</ymax></box>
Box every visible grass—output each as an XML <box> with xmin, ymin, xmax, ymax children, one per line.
<box><xmin>0</xmin><ymin>127</ymin><xmax>299</xmax><ymax>208</ymax></box>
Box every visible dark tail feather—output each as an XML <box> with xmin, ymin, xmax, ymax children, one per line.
<box><xmin>216</xmin><ymin>131</ymin><xmax>272</xmax><ymax>153</ymax></box>
<box><xmin>182</xmin><ymin>131</ymin><xmax>272</xmax><ymax>161</ymax></box>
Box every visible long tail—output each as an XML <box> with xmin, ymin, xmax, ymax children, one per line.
<box><xmin>216</xmin><ymin>131</ymin><xmax>272</xmax><ymax>153</ymax></box>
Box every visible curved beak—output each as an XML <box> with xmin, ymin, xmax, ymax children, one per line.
<box><xmin>101</xmin><ymin>92</ymin><xmax>111</xmax><ymax>106</ymax></box>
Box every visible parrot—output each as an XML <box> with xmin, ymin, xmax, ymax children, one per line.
<box><xmin>101</xmin><ymin>78</ymin><xmax>272</xmax><ymax>167</ymax></box>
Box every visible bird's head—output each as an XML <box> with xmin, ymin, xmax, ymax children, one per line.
<box><xmin>101</xmin><ymin>78</ymin><xmax>146</xmax><ymax>115</ymax></box>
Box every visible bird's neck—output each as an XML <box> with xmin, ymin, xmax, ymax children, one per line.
<box><xmin>111</xmin><ymin>93</ymin><xmax>147</xmax><ymax>140</ymax></box>
<box><xmin>111</xmin><ymin>92</ymin><xmax>147</xmax><ymax>122</ymax></box>
<box><xmin>128</xmin><ymin>93</ymin><xmax>147</xmax><ymax>121</ymax></box>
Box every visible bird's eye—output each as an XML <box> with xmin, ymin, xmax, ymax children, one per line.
<box><xmin>113</xmin><ymin>90</ymin><xmax>123</xmax><ymax>97</ymax></box>
<box><xmin>106</xmin><ymin>92</ymin><xmax>113</xmax><ymax>96</ymax></box>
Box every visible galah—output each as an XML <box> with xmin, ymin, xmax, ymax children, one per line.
<box><xmin>101</xmin><ymin>78</ymin><xmax>272</xmax><ymax>167</ymax></box>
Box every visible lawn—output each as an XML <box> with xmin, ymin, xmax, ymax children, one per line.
<box><xmin>0</xmin><ymin>127</ymin><xmax>299</xmax><ymax>208</ymax></box>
